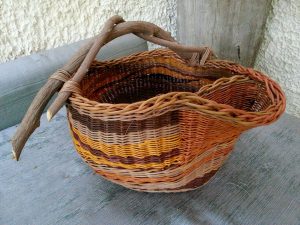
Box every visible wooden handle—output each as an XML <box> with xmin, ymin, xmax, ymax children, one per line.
<box><xmin>11</xmin><ymin>16</ymin><xmax>125</xmax><ymax>160</ymax></box>
<box><xmin>11</xmin><ymin>15</ymin><xmax>213</xmax><ymax>161</ymax></box>
<box><xmin>47</xmin><ymin>16</ymin><xmax>213</xmax><ymax>121</ymax></box>
<box><xmin>11</xmin><ymin>40</ymin><xmax>98</xmax><ymax>160</ymax></box>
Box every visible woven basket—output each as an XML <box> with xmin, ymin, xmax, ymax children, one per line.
<box><xmin>50</xmin><ymin>19</ymin><xmax>285</xmax><ymax>192</ymax></box>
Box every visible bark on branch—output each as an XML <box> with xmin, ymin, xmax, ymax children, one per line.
<box><xmin>12</xmin><ymin>15</ymin><xmax>210</xmax><ymax>160</ymax></box>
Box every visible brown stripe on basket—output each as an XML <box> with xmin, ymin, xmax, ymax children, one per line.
<box><xmin>72</xmin><ymin>129</ymin><xmax>181</xmax><ymax>164</ymax></box>
<box><xmin>94</xmin><ymin>74</ymin><xmax>199</xmax><ymax>104</ymax></box>
<box><xmin>171</xmin><ymin>169</ymin><xmax>218</xmax><ymax>190</ymax></box>
<box><xmin>91</xmin><ymin>70</ymin><xmax>200</xmax><ymax>91</ymax></box>
<box><xmin>91</xmin><ymin>143</ymin><xmax>233</xmax><ymax>185</ymax></box>
<box><xmin>137</xmin><ymin>169</ymin><xmax>218</xmax><ymax>192</ymax></box>
<box><xmin>68</xmin><ymin>105</ymin><xmax>179</xmax><ymax>134</ymax></box>
<box><xmin>83</xmin><ymin>63</ymin><xmax>228</xmax><ymax>98</ymax></box>
<box><xmin>69</xmin><ymin>118</ymin><xmax>180</xmax><ymax>145</ymax></box>
<box><xmin>98</xmin><ymin>168</ymin><xmax>218</xmax><ymax>192</ymax></box>
<box><xmin>77</xmin><ymin>144</ymin><xmax>184</xmax><ymax>171</ymax></box>
<box><xmin>88</xmin><ymin>141</ymin><xmax>235</xmax><ymax>176</ymax></box>
<box><xmin>89</xmin><ymin>52</ymin><xmax>236</xmax><ymax>80</ymax></box>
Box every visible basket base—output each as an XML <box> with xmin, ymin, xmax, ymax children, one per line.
<box><xmin>97</xmin><ymin>169</ymin><xmax>219</xmax><ymax>193</ymax></box>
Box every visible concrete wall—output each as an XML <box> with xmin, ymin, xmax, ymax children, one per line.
<box><xmin>255</xmin><ymin>0</ymin><xmax>300</xmax><ymax>117</ymax></box>
<box><xmin>0</xmin><ymin>0</ymin><xmax>177</xmax><ymax>63</ymax></box>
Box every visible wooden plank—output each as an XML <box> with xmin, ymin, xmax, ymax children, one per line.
<box><xmin>0</xmin><ymin>110</ymin><xmax>299</xmax><ymax>225</ymax></box>
<box><xmin>177</xmin><ymin>0</ymin><xmax>272</xmax><ymax>66</ymax></box>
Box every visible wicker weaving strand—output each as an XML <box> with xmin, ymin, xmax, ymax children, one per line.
<box><xmin>66</xmin><ymin>48</ymin><xmax>285</xmax><ymax>192</ymax></box>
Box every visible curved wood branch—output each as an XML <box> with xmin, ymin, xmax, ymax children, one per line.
<box><xmin>47</xmin><ymin>20</ymin><xmax>210</xmax><ymax>121</ymax></box>
<box><xmin>12</xmin><ymin>15</ymin><xmax>210</xmax><ymax>160</ymax></box>
<box><xmin>11</xmin><ymin>44</ymin><xmax>93</xmax><ymax>161</ymax></box>
<box><xmin>11</xmin><ymin>16</ymin><xmax>124</xmax><ymax>160</ymax></box>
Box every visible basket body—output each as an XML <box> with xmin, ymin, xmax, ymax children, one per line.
<box><xmin>67</xmin><ymin>49</ymin><xmax>285</xmax><ymax>192</ymax></box>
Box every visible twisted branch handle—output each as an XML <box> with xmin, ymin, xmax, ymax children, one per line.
<box><xmin>47</xmin><ymin>16</ymin><xmax>212</xmax><ymax>121</ymax></box>
<box><xmin>12</xmin><ymin>15</ymin><xmax>212</xmax><ymax>160</ymax></box>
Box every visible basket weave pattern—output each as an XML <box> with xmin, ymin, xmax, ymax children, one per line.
<box><xmin>67</xmin><ymin>49</ymin><xmax>285</xmax><ymax>192</ymax></box>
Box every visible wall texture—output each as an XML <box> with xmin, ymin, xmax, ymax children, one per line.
<box><xmin>0</xmin><ymin>0</ymin><xmax>177</xmax><ymax>63</ymax></box>
<box><xmin>255</xmin><ymin>0</ymin><xmax>300</xmax><ymax>117</ymax></box>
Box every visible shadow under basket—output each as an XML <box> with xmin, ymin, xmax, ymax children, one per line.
<box><xmin>66</xmin><ymin>49</ymin><xmax>285</xmax><ymax>192</ymax></box>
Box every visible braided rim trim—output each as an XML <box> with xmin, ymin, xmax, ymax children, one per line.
<box><xmin>68</xmin><ymin>49</ymin><xmax>285</xmax><ymax>126</ymax></box>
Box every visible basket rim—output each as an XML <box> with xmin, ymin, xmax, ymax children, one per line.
<box><xmin>68</xmin><ymin>49</ymin><xmax>286</xmax><ymax>126</ymax></box>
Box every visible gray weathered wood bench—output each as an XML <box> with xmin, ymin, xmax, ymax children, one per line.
<box><xmin>1</xmin><ymin>110</ymin><xmax>299</xmax><ymax>225</ymax></box>
<box><xmin>0</xmin><ymin>35</ymin><xmax>299</xmax><ymax>225</ymax></box>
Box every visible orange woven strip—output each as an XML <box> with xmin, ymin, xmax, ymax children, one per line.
<box><xmin>93</xmin><ymin>145</ymin><xmax>232</xmax><ymax>184</ymax></box>
<box><xmin>72</xmin><ymin>136</ymin><xmax>185</xmax><ymax>170</ymax></box>
<box><xmin>70</xmin><ymin>122</ymin><xmax>181</xmax><ymax>158</ymax></box>
<box><xmin>71</xmin><ymin>126</ymin><xmax>181</xmax><ymax>164</ymax></box>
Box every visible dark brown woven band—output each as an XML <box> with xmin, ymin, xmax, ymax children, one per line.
<box><xmin>88</xmin><ymin>61</ymin><xmax>228</xmax><ymax>80</ymax></box>
<box><xmin>68</xmin><ymin>105</ymin><xmax>179</xmax><ymax>134</ymax></box>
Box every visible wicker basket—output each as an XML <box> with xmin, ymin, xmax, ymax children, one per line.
<box><xmin>24</xmin><ymin>17</ymin><xmax>281</xmax><ymax>192</ymax></box>
<box><xmin>63</xmin><ymin>43</ymin><xmax>285</xmax><ymax>192</ymax></box>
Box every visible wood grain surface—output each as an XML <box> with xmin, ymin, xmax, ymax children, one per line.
<box><xmin>177</xmin><ymin>0</ymin><xmax>272</xmax><ymax>66</ymax></box>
